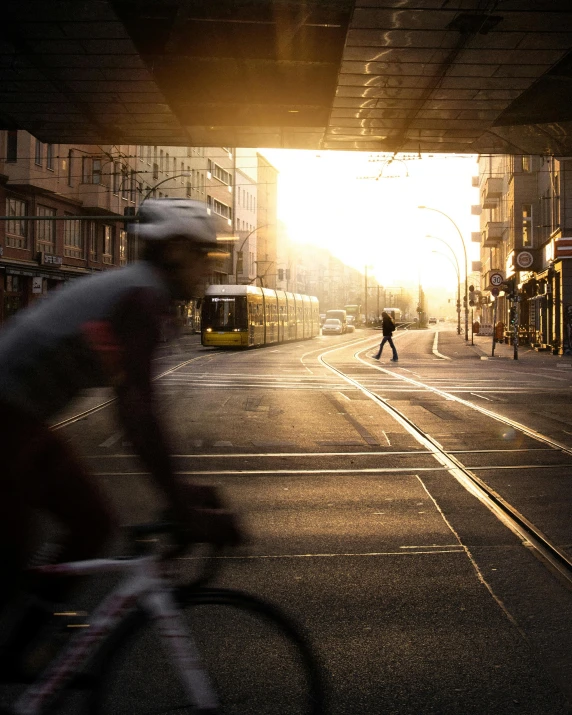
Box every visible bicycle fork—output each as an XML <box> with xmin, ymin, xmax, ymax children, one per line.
<box><xmin>143</xmin><ymin>586</ymin><xmax>220</xmax><ymax>714</ymax></box>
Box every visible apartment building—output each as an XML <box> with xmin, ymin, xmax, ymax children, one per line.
<box><xmin>0</xmin><ymin>133</ymin><xmax>267</xmax><ymax>326</ymax></box>
<box><xmin>477</xmin><ymin>154</ymin><xmax>572</xmax><ymax>353</ymax></box>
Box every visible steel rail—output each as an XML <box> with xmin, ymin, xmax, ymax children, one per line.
<box><xmin>316</xmin><ymin>345</ymin><xmax>572</xmax><ymax>585</ymax></box>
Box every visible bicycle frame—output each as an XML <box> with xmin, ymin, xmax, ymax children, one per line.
<box><xmin>12</xmin><ymin>554</ymin><xmax>219</xmax><ymax>715</ymax></box>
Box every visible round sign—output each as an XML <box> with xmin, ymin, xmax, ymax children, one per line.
<box><xmin>491</xmin><ymin>286</ymin><xmax>500</xmax><ymax>297</ymax></box>
<box><xmin>490</xmin><ymin>272</ymin><xmax>504</xmax><ymax>287</ymax></box>
<box><xmin>516</xmin><ymin>251</ymin><xmax>533</xmax><ymax>269</ymax></box>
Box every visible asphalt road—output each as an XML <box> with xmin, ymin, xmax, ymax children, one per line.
<box><xmin>7</xmin><ymin>326</ymin><xmax>572</xmax><ymax>714</ymax></box>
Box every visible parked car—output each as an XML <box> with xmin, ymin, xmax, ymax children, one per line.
<box><xmin>322</xmin><ymin>318</ymin><xmax>343</xmax><ymax>335</ymax></box>
<box><xmin>428</xmin><ymin>316</ymin><xmax>437</xmax><ymax>324</ymax></box>
<box><xmin>346</xmin><ymin>316</ymin><xmax>356</xmax><ymax>332</ymax></box>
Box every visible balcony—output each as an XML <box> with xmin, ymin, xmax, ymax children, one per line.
<box><xmin>483</xmin><ymin>221</ymin><xmax>505</xmax><ymax>247</ymax></box>
<box><xmin>482</xmin><ymin>177</ymin><xmax>503</xmax><ymax>209</ymax></box>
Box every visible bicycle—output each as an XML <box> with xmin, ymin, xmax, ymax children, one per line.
<box><xmin>1</xmin><ymin>521</ymin><xmax>326</xmax><ymax>714</ymax></box>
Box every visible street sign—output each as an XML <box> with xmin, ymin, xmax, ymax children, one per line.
<box><xmin>491</xmin><ymin>286</ymin><xmax>500</xmax><ymax>297</ymax></box>
<box><xmin>490</xmin><ymin>271</ymin><xmax>504</xmax><ymax>287</ymax></box>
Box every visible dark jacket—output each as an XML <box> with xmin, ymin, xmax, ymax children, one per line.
<box><xmin>381</xmin><ymin>314</ymin><xmax>395</xmax><ymax>337</ymax></box>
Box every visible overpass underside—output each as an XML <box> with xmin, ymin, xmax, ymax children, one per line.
<box><xmin>1</xmin><ymin>1</ymin><xmax>572</xmax><ymax>154</ymax></box>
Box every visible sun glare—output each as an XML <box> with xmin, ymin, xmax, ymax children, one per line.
<box><xmin>257</xmin><ymin>149</ymin><xmax>480</xmax><ymax>291</ymax></box>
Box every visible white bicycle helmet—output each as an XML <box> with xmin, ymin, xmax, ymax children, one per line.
<box><xmin>137</xmin><ymin>198</ymin><xmax>218</xmax><ymax>250</ymax></box>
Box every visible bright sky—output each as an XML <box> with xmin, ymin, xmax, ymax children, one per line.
<box><xmin>255</xmin><ymin>149</ymin><xmax>480</xmax><ymax>290</ymax></box>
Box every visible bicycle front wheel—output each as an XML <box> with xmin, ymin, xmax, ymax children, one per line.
<box><xmin>90</xmin><ymin>587</ymin><xmax>326</xmax><ymax>715</ymax></box>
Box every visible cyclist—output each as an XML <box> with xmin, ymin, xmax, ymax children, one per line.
<box><xmin>0</xmin><ymin>199</ymin><xmax>242</xmax><ymax>677</ymax></box>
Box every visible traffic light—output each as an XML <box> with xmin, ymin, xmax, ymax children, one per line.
<box><xmin>509</xmin><ymin>307</ymin><xmax>516</xmax><ymax>325</ymax></box>
<box><xmin>468</xmin><ymin>285</ymin><xmax>477</xmax><ymax>307</ymax></box>
<box><xmin>278</xmin><ymin>268</ymin><xmax>284</xmax><ymax>281</ymax></box>
<box><xmin>503</xmin><ymin>276</ymin><xmax>516</xmax><ymax>299</ymax></box>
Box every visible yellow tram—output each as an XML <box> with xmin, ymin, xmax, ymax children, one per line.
<box><xmin>201</xmin><ymin>285</ymin><xmax>320</xmax><ymax>348</ymax></box>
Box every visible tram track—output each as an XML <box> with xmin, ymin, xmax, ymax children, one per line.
<box><xmin>318</xmin><ymin>340</ymin><xmax>572</xmax><ymax>586</ymax></box>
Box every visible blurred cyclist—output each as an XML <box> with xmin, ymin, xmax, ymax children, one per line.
<box><xmin>0</xmin><ymin>199</ymin><xmax>241</xmax><ymax>678</ymax></box>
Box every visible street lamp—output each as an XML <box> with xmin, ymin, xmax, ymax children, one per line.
<box><xmin>425</xmin><ymin>234</ymin><xmax>462</xmax><ymax>335</ymax></box>
<box><xmin>431</xmin><ymin>250</ymin><xmax>461</xmax><ymax>334</ymax></box>
<box><xmin>418</xmin><ymin>206</ymin><xmax>469</xmax><ymax>341</ymax></box>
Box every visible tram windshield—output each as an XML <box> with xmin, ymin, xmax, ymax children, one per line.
<box><xmin>202</xmin><ymin>296</ymin><xmax>248</xmax><ymax>330</ymax></box>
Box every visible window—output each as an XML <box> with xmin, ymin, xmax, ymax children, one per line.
<box><xmin>181</xmin><ymin>161</ymin><xmax>184</xmax><ymax>184</ymax></box>
<box><xmin>63</xmin><ymin>214</ymin><xmax>83</xmax><ymax>258</ymax></box>
<box><xmin>147</xmin><ymin>145</ymin><xmax>152</xmax><ymax>165</ymax></box>
<box><xmin>113</xmin><ymin>161</ymin><xmax>121</xmax><ymax>194</ymax></box>
<box><xmin>103</xmin><ymin>225</ymin><xmax>114</xmax><ymax>264</ymax></box>
<box><xmin>522</xmin><ymin>156</ymin><xmax>531</xmax><ymax>172</ymax></box>
<box><xmin>119</xmin><ymin>229</ymin><xmax>128</xmax><ymax>265</ymax></box>
<box><xmin>212</xmin><ymin>198</ymin><xmax>232</xmax><ymax>223</ymax></box>
<box><xmin>46</xmin><ymin>144</ymin><xmax>54</xmax><ymax>171</ymax></box>
<box><xmin>211</xmin><ymin>163</ymin><xmax>231</xmax><ymax>185</ymax></box>
<box><xmin>121</xmin><ymin>169</ymin><xmax>129</xmax><ymax>200</ymax></box>
<box><xmin>138</xmin><ymin>145</ymin><xmax>144</xmax><ymax>160</ymax></box>
<box><xmin>6</xmin><ymin>197</ymin><xmax>28</xmax><ymax>248</ymax></box>
<box><xmin>160</xmin><ymin>150</ymin><xmax>164</xmax><ymax>173</ymax></box>
<box><xmin>36</xmin><ymin>205</ymin><xmax>56</xmax><ymax>253</ymax></box>
<box><xmin>165</xmin><ymin>152</ymin><xmax>170</xmax><ymax>174</ymax></box>
<box><xmin>6</xmin><ymin>130</ymin><xmax>17</xmax><ymax>162</ymax></box>
<box><xmin>82</xmin><ymin>157</ymin><xmax>91</xmax><ymax>183</ymax></box>
<box><xmin>92</xmin><ymin>158</ymin><xmax>102</xmax><ymax>185</ymax></box>
<box><xmin>88</xmin><ymin>221</ymin><xmax>97</xmax><ymax>261</ymax></box>
<box><xmin>522</xmin><ymin>204</ymin><xmax>533</xmax><ymax>247</ymax></box>
<box><xmin>67</xmin><ymin>150</ymin><xmax>73</xmax><ymax>186</ymax></box>
<box><xmin>34</xmin><ymin>139</ymin><xmax>42</xmax><ymax>166</ymax></box>
<box><xmin>153</xmin><ymin>162</ymin><xmax>159</xmax><ymax>180</ymax></box>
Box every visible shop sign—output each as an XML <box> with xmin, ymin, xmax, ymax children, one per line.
<box><xmin>515</xmin><ymin>250</ymin><xmax>534</xmax><ymax>270</ymax></box>
<box><xmin>32</xmin><ymin>277</ymin><xmax>43</xmax><ymax>294</ymax></box>
<box><xmin>39</xmin><ymin>252</ymin><xmax>63</xmax><ymax>267</ymax></box>
<box><xmin>555</xmin><ymin>238</ymin><xmax>572</xmax><ymax>260</ymax></box>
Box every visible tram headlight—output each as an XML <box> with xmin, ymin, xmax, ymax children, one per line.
<box><xmin>206</xmin><ymin>328</ymin><xmax>212</xmax><ymax>332</ymax></box>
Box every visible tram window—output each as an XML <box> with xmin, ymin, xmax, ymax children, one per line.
<box><xmin>203</xmin><ymin>296</ymin><xmax>247</xmax><ymax>329</ymax></box>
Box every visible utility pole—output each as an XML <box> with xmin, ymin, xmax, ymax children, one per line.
<box><xmin>364</xmin><ymin>265</ymin><xmax>368</xmax><ymax>326</ymax></box>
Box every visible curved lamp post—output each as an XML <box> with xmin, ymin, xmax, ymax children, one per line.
<box><xmin>425</xmin><ymin>234</ymin><xmax>462</xmax><ymax>335</ymax></box>
<box><xmin>235</xmin><ymin>224</ymin><xmax>271</xmax><ymax>284</ymax></box>
<box><xmin>418</xmin><ymin>206</ymin><xmax>469</xmax><ymax>341</ymax></box>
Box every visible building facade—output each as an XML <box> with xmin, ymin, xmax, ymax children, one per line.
<box><xmin>477</xmin><ymin>154</ymin><xmax>572</xmax><ymax>354</ymax></box>
<box><xmin>0</xmin><ymin>133</ymin><xmax>279</xmax><ymax>326</ymax></box>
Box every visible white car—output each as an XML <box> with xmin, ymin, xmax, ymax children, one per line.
<box><xmin>322</xmin><ymin>318</ymin><xmax>343</xmax><ymax>335</ymax></box>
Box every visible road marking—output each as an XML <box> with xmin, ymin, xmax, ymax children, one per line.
<box><xmin>432</xmin><ymin>331</ymin><xmax>451</xmax><ymax>360</ymax></box>
<box><xmin>470</xmin><ymin>392</ymin><xmax>493</xmax><ymax>401</ymax></box>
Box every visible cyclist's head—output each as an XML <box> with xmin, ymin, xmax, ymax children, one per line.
<box><xmin>137</xmin><ymin>199</ymin><xmax>225</xmax><ymax>299</ymax></box>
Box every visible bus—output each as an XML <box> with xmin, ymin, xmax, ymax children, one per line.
<box><xmin>383</xmin><ymin>307</ymin><xmax>402</xmax><ymax>323</ymax></box>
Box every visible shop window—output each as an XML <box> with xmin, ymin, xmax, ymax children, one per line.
<box><xmin>119</xmin><ymin>229</ymin><xmax>128</xmax><ymax>266</ymax></box>
<box><xmin>36</xmin><ymin>205</ymin><xmax>56</xmax><ymax>254</ymax></box>
<box><xmin>64</xmin><ymin>215</ymin><xmax>84</xmax><ymax>258</ymax></box>
<box><xmin>6</xmin><ymin>197</ymin><xmax>28</xmax><ymax>249</ymax></box>
<box><xmin>103</xmin><ymin>225</ymin><xmax>114</xmax><ymax>264</ymax></box>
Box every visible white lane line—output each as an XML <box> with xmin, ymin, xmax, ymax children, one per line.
<box><xmin>381</xmin><ymin>431</ymin><xmax>391</xmax><ymax>446</ymax></box>
<box><xmin>470</xmin><ymin>393</ymin><xmax>493</xmax><ymax>401</ymax></box>
<box><xmin>338</xmin><ymin>392</ymin><xmax>351</xmax><ymax>401</ymax></box>
<box><xmin>358</xmin><ymin>353</ymin><xmax>572</xmax><ymax>456</ymax></box>
<box><xmin>432</xmin><ymin>331</ymin><xmax>451</xmax><ymax>360</ymax></box>
<box><xmin>86</xmin><ymin>449</ymin><xmax>432</xmax><ymax>459</ymax></box>
<box><xmin>178</xmin><ymin>549</ymin><xmax>465</xmax><ymax>560</ymax></box>
<box><xmin>93</xmin><ymin>466</ymin><xmax>449</xmax><ymax>476</ymax></box>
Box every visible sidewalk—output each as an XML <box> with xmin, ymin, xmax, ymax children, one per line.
<box><xmin>437</xmin><ymin>328</ymin><xmax>572</xmax><ymax>366</ymax></box>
